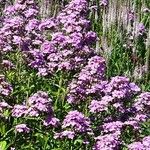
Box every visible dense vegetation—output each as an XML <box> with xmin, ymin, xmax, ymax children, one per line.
<box><xmin>0</xmin><ymin>0</ymin><xmax>150</xmax><ymax>149</ymax></box>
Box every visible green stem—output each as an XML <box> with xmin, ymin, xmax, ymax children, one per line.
<box><xmin>44</xmin><ymin>135</ymin><xmax>49</xmax><ymax>150</ymax></box>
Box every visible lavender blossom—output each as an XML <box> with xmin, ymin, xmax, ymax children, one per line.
<box><xmin>0</xmin><ymin>0</ymin><xmax>41</xmax><ymax>55</ymax></box>
<box><xmin>102</xmin><ymin>121</ymin><xmax>123</xmax><ymax>134</ymax></box>
<box><xmin>12</xmin><ymin>105</ymin><xmax>28</xmax><ymax>117</ymax></box>
<box><xmin>104</xmin><ymin>76</ymin><xmax>140</xmax><ymax>100</ymax></box>
<box><xmin>28</xmin><ymin>91</ymin><xmax>53</xmax><ymax>113</ymax></box>
<box><xmin>62</xmin><ymin>110</ymin><xmax>92</xmax><ymax>134</ymax></box>
<box><xmin>0</xmin><ymin>75</ymin><xmax>13</xmax><ymax>96</ymax></box>
<box><xmin>0</xmin><ymin>102</ymin><xmax>12</xmax><ymax>112</ymax></box>
<box><xmin>128</xmin><ymin>141</ymin><xmax>145</xmax><ymax>150</ymax></box>
<box><xmin>67</xmin><ymin>56</ymin><xmax>106</xmax><ymax>104</ymax></box>
<box><xmin>2</xmin><ymin>60</ymin><xmax>15</xmax><ymax>69</ymax></box>
<box><xmin>25</xmin><ymin>107</ymin><xmax>39</xmax><ymax>117</ymax></box>
<box><xmin>123</xmin><ymin>120</ymin><xmax>139</xmax><ymax>130</ymax></box>
<box><xmin>43</xmin><ymin>116</ymin><xmax>60</xmax><ymax>127</ymax></box>
<box><xmin>93</xmin><ymin>132</ymin><xmax>121</xmax><ymax>150</ymax></box>
<box><xmin>137</xmin><ymin>23</ymin><xmax>146</xmax><ymax>36</ymax></box>
<box><xmin>54</xmin><ymin>131</ymin><xmax>75</xmax><ymax>140</ymax></box>
<box><xmin>133</xmin><ymin>92</ymin><xmax>150</xmax><ymax>114</ymax></box>
<box><xmin>143</xmin><ymin>136</ymin><xmax>150</xmax><ymax>148</ymax></box>
<box><xmin>15</xmin><ymin>124</ymin><xmax>30</xmax><ymax>133</ymax></box>
<box><xmin>127</xmin><ymin>10</ymin><xmax>135</xmax><ymax>22</ymax></box>
<box><xmin>24</xmin><ymin>8</ymin><xmax>38</xmax><ymax>18</ymax></box>
<box><xmin>89</xmin><ymin>96</ymin><xmax>113</xmax><ymax>113</ymax></box>
<box><xmin>100</xmin><ymin>0</ymin><xmax>108</xmax><ymax>6</ymax></box>
<box><xmin>128</xmin><ymin>136</ymin><xmax>150</xmax><ymax>150</ymax></box>
<box><xmin>29</xmin><ymin>0</ymin><xmax>96</xmax><ymax>75</ymax></box>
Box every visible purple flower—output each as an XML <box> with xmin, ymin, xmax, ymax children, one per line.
<box><xmin>128</xmin><ymin>141</ymin><xmax>145</xmax><ymax>150</ymax></box>
<box><xmin>104</xmin><ymin>76</ymin><xmax>140</xmax><ymax>99</ymax></box>
<box><xmin>15</xmin><ymin>124</ymin><xmax>30</xmax><ymax>133</ymax></box>
<box><xmin>0</xmin><ymin>75</ymin><xmax>13</xmax><ymax>96</ymax></box>
<box><xmin>128</xmin><ymin>136</ymin><xmax>150</xmax><ymax>149</ymax></box>
<box><xmin>112</xmin><ymin>90</ymin><xmax>126</xmax><ymax>99</ymax></box>
<box><xmin>0</xmin><ymin>102</ymin><xmax>11</xmax><ymax>108</ymax></box>
<box><xmin>25</xmin><ymin>19</ymin><xmax>39</xmax><ymax>31</ymax></box>
<box><xmin>24</xmin><ymin>8</ymin><xmax>38</xmax><ymax>18</ymax></box>
<box><xmin>137</xmin><ymin>23</ymin><xmax>146</xmax><ymax>36</ymax></box>
<box><xmin>2</xmin><ymin>60</ymin><xmax>15</xmax><ymax>69</ymax></box>
<box><xmin>127</xmin><ymin>10</ymin><xmax>135</xmax><ymax>22</ymax></box>
<box><xmin>102</xmin><ymin>121</ymin><xmax>123</xmax><ymax>134</ymax></box>
<box><xmin>129</xmin><ymin>82</ymin><xmax>141</xmax><ymax>92</ymax></box>
<box><xmin>0</xmin><ymin>102</ymin><xmax>12</xmax><ymax>112</ymax></box>
<box><xmin>0</xmin><ymin>0</ymin><xmax>41</xmax><ymax>58</ymax></box>
<box><xmin>28</xmin><ymin>91</ymin><xmax>52</xmax><ymax>113</ymax></box>
<box><xmin>13</xmin><ymin>36</ymin><xmax>22</xmax><ymax>45</ymax></box>
<box><xmin>4</xmin><ymin>6</ymin><xmax>16</xmax><ymax>15</ymax></box>
<box><xmin>89</xmin><ymin>96</ymin><xmax>113</xmax><ymax>113</ymax></box>
<box><xmin>39</xmin><ymin>18</ymin><xmax>56</xmax><ymax>31</ymax></box>
<box><xmin>112</xmin><ymin>102</ymin><xmax>125</xmax><ymax>112</ymax></box>
<box><xmin>143</xmin><ymin>136</ymin><xmax>150</xmax><ymax>148</ymax></box>
<box><xmin>129</xmin><ymin>114</ymin><xmax>148</xmax><ymax>123</ymax></box>
<box><xmin>37</xmin><ymin>68</ymin><xmax>48</xmax><ymax>76</ymax></box>
<box><xmin>93</xmin><ymin>132</ymin><xmax>121</xmax><ymax>150</ymax></box>
<box><xmin>89</xmin><ymin>100</ymin><xmax>108</xmax><ymax>113</ymax></box>
<box><xmin>85</xmin><ymin>31</ymin><xmax>97</xmax><ymax>43</ymax></box>
<box><xmin>25</xmin><ymin>107</ymin><xmax>39</xmax><ymax>117</ymax></box>
<box><xmin>133</xmin><ymin>92</ymin><xmax>150</xmax><ymax>114</ymax></box>
<box><xmin>67</xmin><ymin>56</ymin><xmax>106</xmax><ymax>104</ymax></box>
<box><xmin>54</xmin><ymin>131</ymin><xmax>75</xmax><ymax>139</ymax></box>
<box><xmin>12</xmin><ymin>105</ymin><xmax>28</xmax><ymax>117</ymax></box>
<box><xmin>41</xmin><ymin>41</ymin><xmax>56</xmax><ymax>54</ymax></box>
<box><xmin>62</xmin><ymin>110</ymin><xmax>92</xmax><ymax>134</ymax></box>
<box><xmin>14</xmin><ymin>3</ymin><xmax>25</xmax><ymax>11</ymax></box>
<box><xmin>27</xmin><ymin>0</ymin><xmax>97</xmax><ymax>76</ymax></box>
<box><xmin>100</xmin><ymin>0</ymin><xmax>108</xmax><ymax>6</ymax></box>
<box><xmin>123</xmin><ymin>120</ymin><xmax>139</xmax><ymax>130</ymax></box>
<box><xmin>43</xmin><ymin>116</ymin><xmax>60</xmax><ymax>127</ymax></box>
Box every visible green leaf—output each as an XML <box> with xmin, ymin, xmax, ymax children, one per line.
<box><xmin>0</xmin><ymin>141</ymin><xmax>7</xmax><ymax>150</ymax></box>
<box><xmin>74</xmin><ymin>139</ymin><xmax>83</xmax><ymax>145</ymax></box>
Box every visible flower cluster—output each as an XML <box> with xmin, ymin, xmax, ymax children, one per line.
<box><xmin>102</xmin><ymin>121</ymin><xmax>123</xmax><ymax>134</ymax></box>
<box><xmin>2</xmin><ymin>60</ymin><xmax>15</xmax><ymax>70</ymax></box>
<box><xmin>28</xmin><ymin>0</ymin><xmax>96</xmax><ymax>76</ymax></box>
<box><xmin>89</xmin><ymin>96</ymin><xmax>113</xmax><ymax>113</ymax></box>
<box><xmin>12</xmin><ymin>91</ymin><xmax>59</xmax><ymax>127</ymax></box>
<box><xmin>136</xmin><ymin>23</ymin><xmax>146</xmax><ymax>36</ymax></box>
<box><xmin>88</xmin><ymin>76</ymin><xmax>140</xmax><ymax>118</ymax></box>
<box><xmin>0</xmin><ymin>0</ymin><xmax>149</xmax><ymax>149</ymax></box>
<box><xmin>0</xmin><ymin>0</ymin><xmax>42</xmax><ymax>54</ymax></box>
<box><xmin>54</xmin><ymin>110</ymin><xmax>92</xmax><ymax>139</ymax></box>
<box><xmin>67</xmin><ymin>56</ymin><xmax>106</xmax><ymax>104</ymax></box>
<box><xmin>54</xmin><ymin>130</ymin><xmax>75</xmax><ymax>140</ymax></box>
<box><xmin>0</xmin><ymin>75</ymin><xmax>13</xmax><ymax>96</ymax></box>
<box><xmin>133</xmin><ymin>92</ymin><xmax>150</xmax><ymax>114</ymax></box>
<box><xmin>27</xmin><ymin>91</ymin><xmax>53</xmax><ymax>113</ymax></box>
<box><xmin>128</xmin><ymin>136</ymin><xmax>150</xmax><ymax>150</ymax></box>
<box><xmin>127</xmin><ymin>10</ymin><xmax>135</xmax><ymax>22</ymax></box>
<box><xmin>0</xmin><ymin>101</ymin><xmax>12</xmax><ymax>119</ymax></box>
<box><xmin>12</xmin><ymin>104</ymin><xmax>28</xmax><ymax>117</ymax></box>
<box><xmin>93</xmin><ymin>132</ymin><xmax>121</xmax><ymax>150</ymax></box>
<box><xmin>15</xmin><ymin>124</ymin><xmax>30</xmax><ymax>133</ymax></box>
<box><xmin>100</xmin><ymin>0</ymin><xmax>108</xmax><ymax>7</ymax></box>
<box><xmin>104</xmin><ymin>76</ymin><xmax>140</xmax><ymax>99</ymax></box>
<box><xmin>89</xmin><ymin>87</ymin><xmax>149</xmax><ymax>149</ymax></box>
